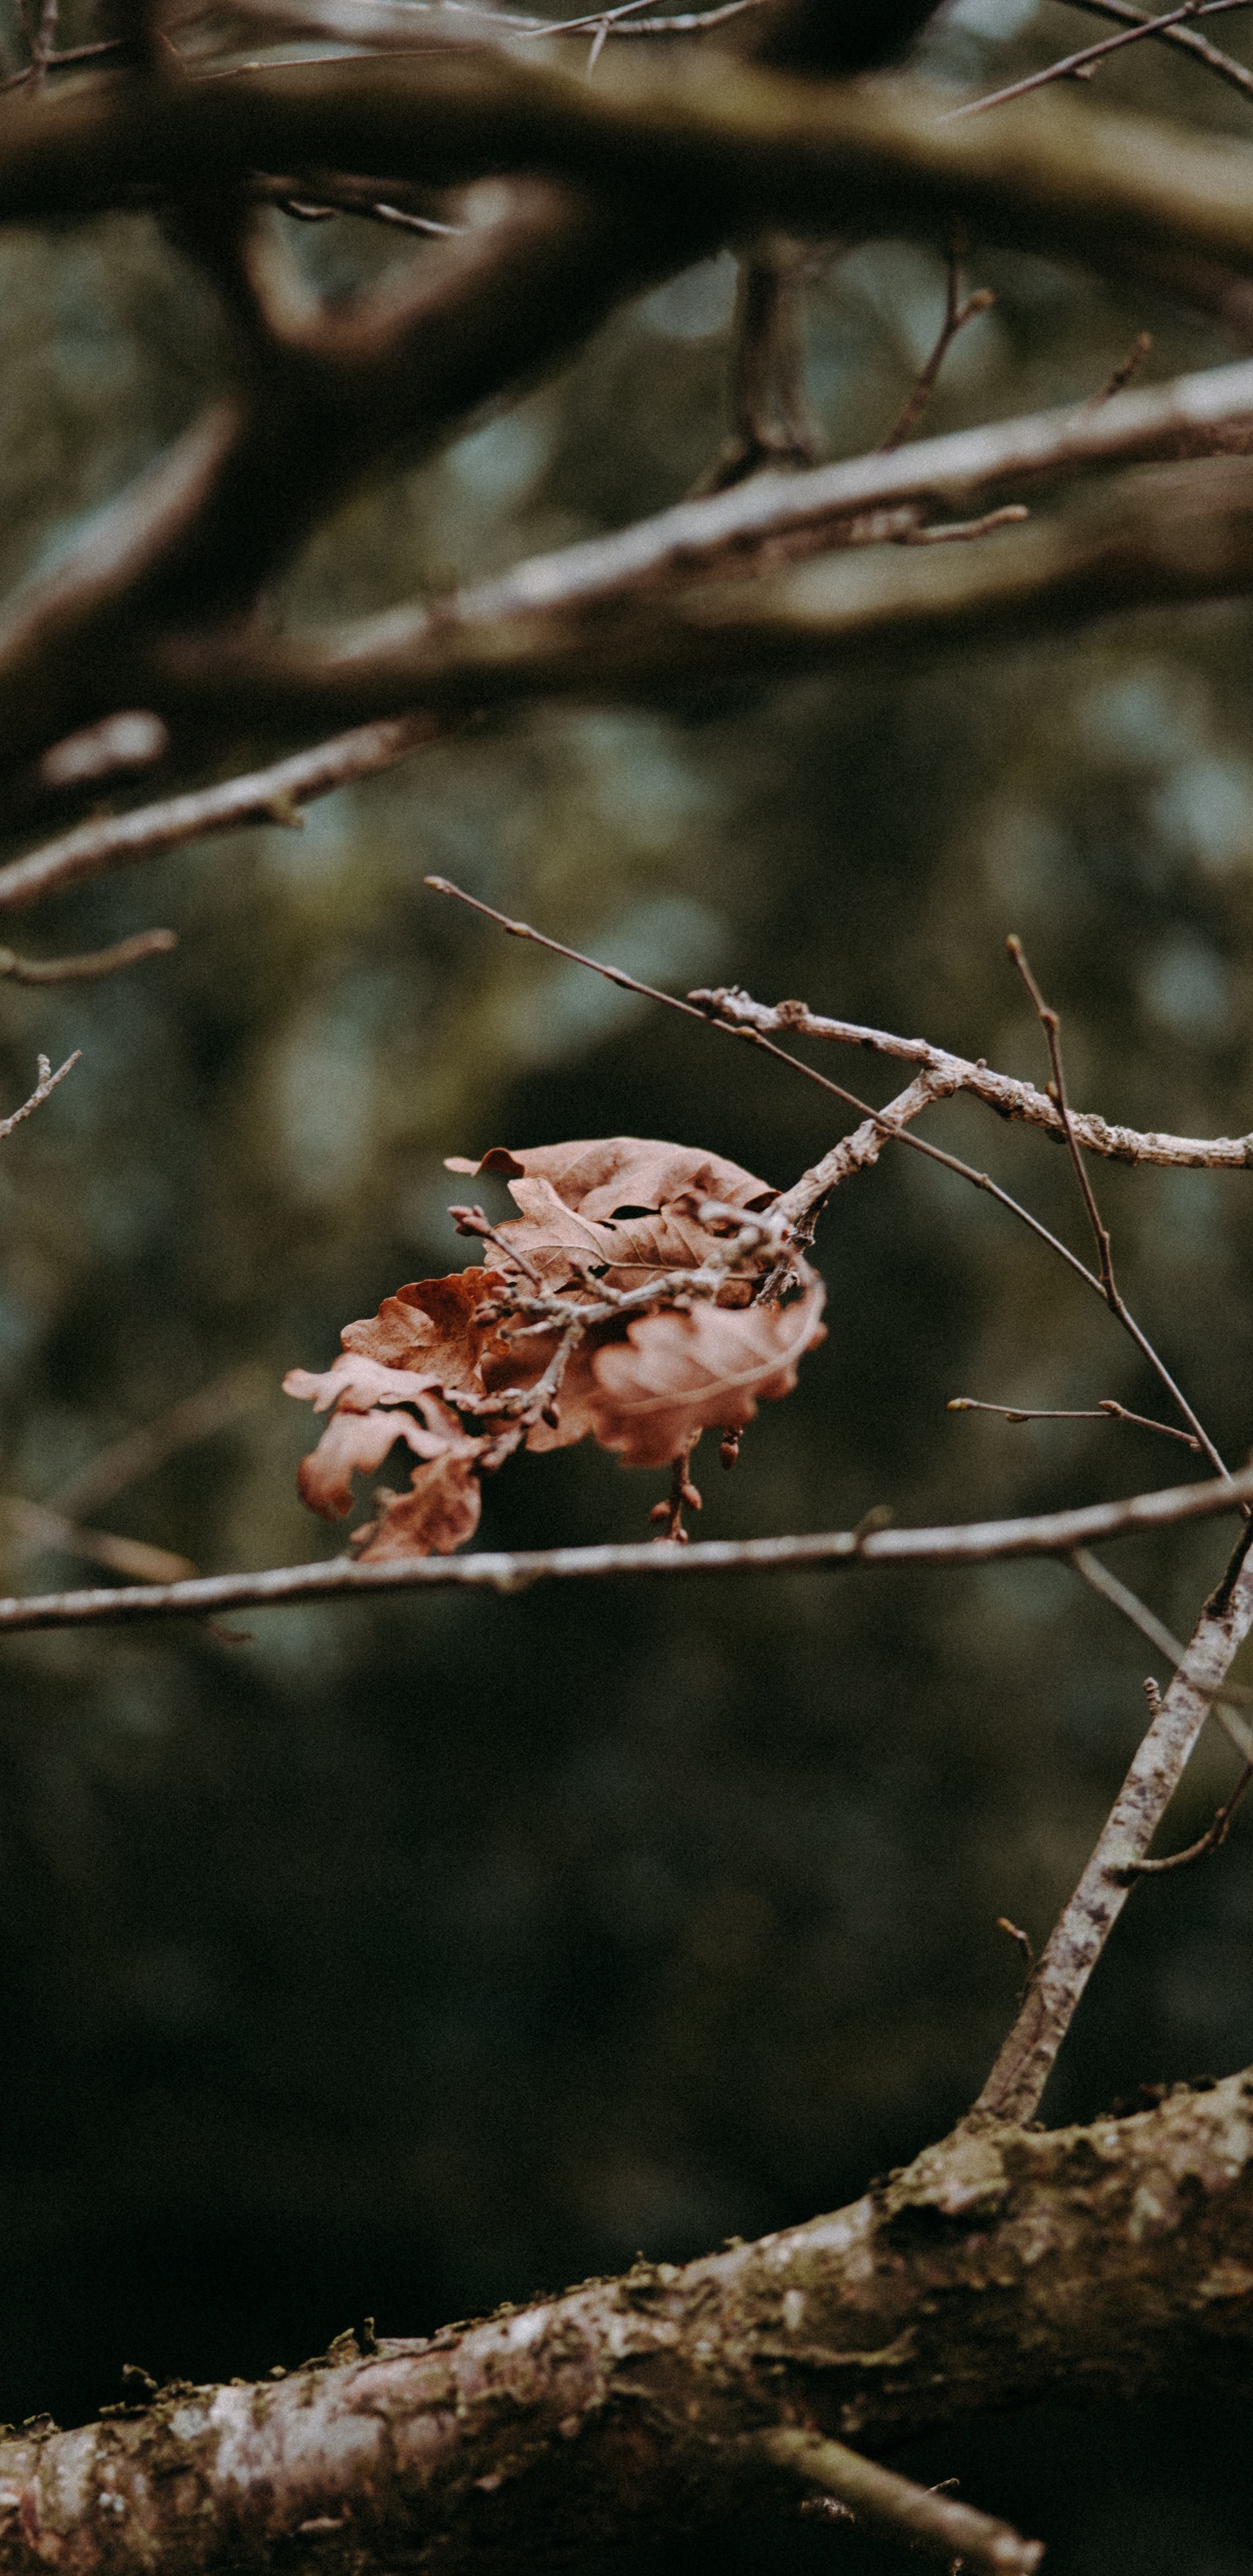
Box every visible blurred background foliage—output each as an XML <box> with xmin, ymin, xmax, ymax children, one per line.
<box><xmin>2</xmin><ymin>1</ymin><xmax>1253</xmax><ymax>2566</ymax></box>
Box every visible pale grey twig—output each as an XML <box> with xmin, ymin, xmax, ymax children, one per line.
<box><xmin>972</xmin><ymin>1520</ymin><xmax>1253</xmax><ymax>2124</ymax></box>
<box><xmin>0</xmin><ymin>1462</ymin><xmax>1251</xmax><ymax>1631</ymax></box>
<box><xmin>700</xmin><ymin>984</ymin><xmax>1253</xmax><ymax>1173</ymax></box>
<box><xmin>0</xmin><ymin>1495</ymin><xmax>194</xmax><ymax>1585</ymax></box>
<box><xmin>0</xmin><ymin>1050</ymin><xmax>80</xmax><ymax>1140</ymax></box>
<box><xmin>948</xmin><ymin>1395</ymin><xmax>1200</xmax><ymax>1446</ymax></box>
<box><xmin>0</xmin><ymin>716</ymin><xmax>450</xmax><ymax>919</ymax></box>
<box><xmin>50</xmin><ymin>1361</ymin><xmax>266</xmax><ymax>1523</ymax></box>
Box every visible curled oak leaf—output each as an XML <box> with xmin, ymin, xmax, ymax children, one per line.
<box><xmin>297</xmin><ymin>1400</ymin><xmax>466</xmax><ymax>1520</ymax></box>
<box><xmin>588</xmin><ymin>1275</ymin><xmax>828</xmax><ymax>1470</ymax></box>
<box><xmin>446</xmin><ymin>1137</ymin><xmax>776</xmax><ymax>1214</ymax></box>
<box><xmin>352</xmin><ymin>1446</ymin><xmax>486</xmax><ymax>1561</ymax></box>
<box><xmin>445</xmin><ymin>1138</ymin><xmax>780</xmax><ymax>1293</ymax></box>
<box><xmin>283</xmin><ymin>1354</ymin><xmax>448</xmax><ymax>1415</ymax></box>
<box><xmin>340</xmin><ymin>1269</ymin><xmax>509</xmax><ymax>1386</ymax></box>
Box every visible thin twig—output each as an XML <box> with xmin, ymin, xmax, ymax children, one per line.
<box><xmin>694</xmin><ymin>233</ymin><xmax>821</xmax><ymax>494</ymax></box>
<box><xmin>694</xmin><ymin>983</ymin><xmax>1253</xmax><ymax>1172</ymax></box>
<box><xmin>972</xmin><ymin>1517</ymin><xmax>1253</xmax><ymax>2125</ymax></box>
<box><xmin>1007</xmin><ymin>933</ymin><xmax>1226</xmax><ymax>1478</ymax></box>
<box><xmin>425</xmin><ymin>881</ymin><xmax>1196</xmax><ymax>1334</ymax></box>
<box><xmin>762</xmin><ymin>2432</ymin><xmax>1042</xmax><ymax>2576</ymax></box>
<box><xmin>948</xmin><ymin>1394</ymin><xmax>1200</xmax><ymax>1446</ymax></box>
<box><xmin>649</xmin><ymin>1434</ymin><xmax>703</xmax><ymax>1540</ymax></box>
<box><xmin>939</xmin><ymin>0</ymin><xmax>1253</xmax><ymax>122</ymax></box>
<box><xmin>29</xmin><ymin>0</ymin><xmax>58</xmax><ymax>89</ymax></box>
<box><xmin>1089</xmin><ymin>330</ymin><xmax>1153</xmax><ymax>406</ymax></box>
<box><xmin>0</xmin><ymin>1496</ymin><xmax>194</xmax><ymax>1586</ymax></box>
<box><xmin>1060</xmin><ymin>0</ymin><xmax>1253</xmax><ymax>101</ymax></box>
<box><xmin>0</xmin><ymin>1050</ymin><xmax>80</xmax><ymax>1141</ymax></box>
<box><xmin>0</xmin><ymin>929</ymin><xmax>177</xmax><ymax>984</ymax></box>
<box><xmin>880</xmin><ymin>231</ymin><xmax>995</xmax><ymax>453</ymax></box>
<box><xmin>1070</xmin><ymin>1543</ymin><xmax>1253</xmax><ymax>1752</ymax></box>
<box><xmin>0</xmin><ymin>1462</ymin><xmax>1250</xmax><ymax>1632</ymax></box>
<box><xmin>0</xmin><ymin>718</ymin><xmax>451</xmax><ymax>919</ymax></box>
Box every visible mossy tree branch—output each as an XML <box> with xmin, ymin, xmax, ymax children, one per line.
<box><xmin>3</xmin><ymin>2074</ymin><xmax>1252</xmax><ymax>2573</ymax></box>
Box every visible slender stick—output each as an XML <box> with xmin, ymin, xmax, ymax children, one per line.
<box><xmin>0</xmin><ymin>1050</ymin><xmax>79</xmax><ymax>1140</ymax></box>
<box><xmin>1070</xmin><ymin>1542</ymin><xmax>1253</xmax><ymax>1751</ymax></box>
<box><xmin>0</xmin><ymin>1462</ymin><xmax>1250</xmax><ymax>1632</ymax></box>
<box><xmin>1060</xmin><ymin>0</ymin><xmax>1253</xmax><ymax>100</ymax></box>
<box><xmin>940</xmin><ymin>0</ymin><xmax>1253</xmax><ymax>122</ymax></box>
<box><xmin>0</xmin><ymin>928</ymin><xmax>176</xmax><ymax>983</ymax></box>
<box><xmin>425</xmin><ymin>881</ymin><xmax>1202</xmax><ymax>1338</ymax></box>
<box><xmin>0</xmin><ymin>717</ymin><xmax>451</xmax><ymax>919</ymax></box>
<box><xmin>948</xmin><ymin>1395</ymin><xmax>1199</xmax><ymax>1447</ymax></box>
<box><xmin>972</xmin><ymin>1520</ymin><xmax>1253</xmax><ymax>2125</ymax></box>
<box><xmin>879</xmin><ymin>231</ymin><xmax>995</xmax><ymax>453</ymax></box>
<box><xmin>1006</xmin><ymin>934</ymin><xmax>1226</xmax><ymax>1479</ymax></box>
<box><xmin>762</xmin><ymin>2432</ymin><xmax>1042</xmax><ymax>2576</ymax></box>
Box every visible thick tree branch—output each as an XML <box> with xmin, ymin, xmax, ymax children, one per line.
<box><xmin>3</xmin><ymin>2073</ymin><xmax>1253</xmax><ymax>2572</ymax></box>
<box><xmin>5</xmin><ymin>61</ymin><xmax>1253</xmax><ymax>777</ymax></box>
<box><xmin>158</xmin><ymin>452</ymin><xmax>1253</xmax><ymax>727</ymax></box>
<box><xmin>9</xmin><ymin>57</ymin><xmax>1253</xmax><ymax>283</ymax></box>
<box><xmin>0</xmin><ymin>1460</ymin><xmax>1249</xmax><ymax>1629</ymax></box>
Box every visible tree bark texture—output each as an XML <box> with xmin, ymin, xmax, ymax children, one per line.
<box><xmin>3</xmin><ymin>2071</ymin><xmax>1253</xmax><ymax>2573</ymax></box>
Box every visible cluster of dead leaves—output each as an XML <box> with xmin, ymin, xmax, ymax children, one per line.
<box><xmin>284</xmin><ymin>1137</ymin><xmax>825</xmax><ymax>1560</ymax></box>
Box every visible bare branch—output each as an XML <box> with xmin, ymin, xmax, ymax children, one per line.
<box><xmin>49</xmin><ymin>1361</ymin><xmax>265</xmax><ymax>1522</ymax></box>
<box><xmin>1061</xmin><ymin>0</ymin><xmax>1253</xmax><ymax>102</ymax></box>
<box><xmin>694</xmin><ymin>232</ymin><xmax>821</xmax><ymax>493</ymax></box>
<box><xmin>0</xmin><ymin>1495</ymin><xmax>195</xmax><ymax>1584</ymax></box>
<box><xmin>763</xmin><ymin>2432</ymin><xmax>1042</xmax><ymax>2576</ymax></box>
<box><xmin>1</xmin><ymin>2073</ymin><xmax>1251</xmax><ymax>2574</ymax></box>
<box><xmin>164</xmin><ymin>449</ymin><xmax>1253</xmax><ymax>730</ymax></box>
<box><xmin>940</xmin><ymin>0</ymin><xmax>1253</xmax><ymax>122</ymax></box>
<box><xmin>0</xmin><ymin>928</ymin><xmax>177</xmax><ymax>983</ymax></box>
<box><xmin>879</xmin><ymin>228</ymin><xmax>995</xmax><ymax>453</ymax></box>
<box><xmin>1006</xmin><ymin>931</ymin><xmax>1225</xmax><ymax>1477</ymax></box>
<box><xmin>13</xmin><ymin>54</ymin><xmax>1253</xmax><ymax>281</ymax></box>
<box><xmin>1070</xmin><ymin>1542</ymin><xmax>1253</xmax><ymax>1753</ymax></box>
<box><xmin>698</xmin><ymin>982</ymin><xmax>1253</xmax><ymax>1171</ymax></box>
<box><xmin>425</xmin><ymin>880</ymin><xmax>1240</xmax><ymax>1372</ymax></box>
<box><xmin>0</xmin><ymin>1050</ymin><xmax>79</xmax><ymax>1140</ymax></box>
<box><xmin>0</xmin><ymin>1460</ymin><xmax>1250</xmax><ymax>1631</ymax></box>
<box><xmin>949</xmin><ymin>1395</ymin><xmax>1201</xmax><ymax>1446</ymax></box>
<box><xmin>0</xmin><ymin>720</ymin><xmax>450</xmax><ymax>916</ymax></box>
<box><xmin>973</xmin><ymin>1523</ymin><xmax>1253</xmax><ymax>2125</ymax></box>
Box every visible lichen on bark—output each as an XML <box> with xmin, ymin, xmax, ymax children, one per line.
<box><xmin>3</xmin><ymin>2070</ymin><xmax>1252</xmax><ymax>2573</ymax></box>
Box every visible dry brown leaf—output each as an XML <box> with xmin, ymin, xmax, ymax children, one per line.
<box><xmin>297</xmin><ymin>1402</ymin><xmax>466</xmax><ymax>1519</ymax></box>
<box><xmin>341</xmin><ymin>1268</ymin><xmax>507</xmax><ymax>1386</ymax></box>
<box><xmin>445</xmin><ymin>1137</ymin><xmax>778</xmax><ymax>1291</ymax></box>
<box><xmin>352</xmin><ymin>1448</ymin><xmax>485</xmax><ymax>1560</ymax></box>
<box><xmin>286</xmin><ymin>1136</ymin><xmax>820</xmax><ymax>1550</ymax></box>
<box><xmin>284</xmin><ymin>1353</ymin><xmax>447</xmax><ymax>1415</ymax></box>
<box><xmin>588</xmin><ymin>1276</ymin><xmax>828</xmax><ymax>1469</ymax></box>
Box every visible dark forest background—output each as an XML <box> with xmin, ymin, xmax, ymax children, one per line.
<box><xmin>2</xmin><ymin>3</ymin><xmax>1253</xmax><ymax>2566</ymax></box>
